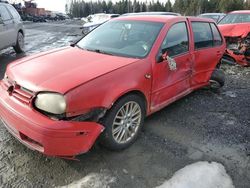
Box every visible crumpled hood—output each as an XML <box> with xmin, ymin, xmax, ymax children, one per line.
<box><xmin>218</xmin><ymin>23</ymin><xmax>250</xmax><ymax>38</ymax></box>
<box><xmin>7</xmin><ymin>47</ymin><xmax>138</xmax><ymax>94</ymax></box>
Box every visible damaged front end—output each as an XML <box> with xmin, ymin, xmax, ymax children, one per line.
<box><xmin>223</xmin><ymin>34</ymin><xmax>250</xmax><ymax>66</ymax></box>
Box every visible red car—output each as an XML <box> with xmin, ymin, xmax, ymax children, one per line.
<box><xmin>218</xmin><ymin>10</ymin><xmax>250</xmax><ymax>66</ymax></box>
<box><xmin>0</xmin><ymin>16</ymin><xmax>226</xmax><ymax>158</ymax></box>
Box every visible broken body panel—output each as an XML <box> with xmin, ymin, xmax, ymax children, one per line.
<box><xmin>218</xmin><ymin>11</ymin><xmax>250</xmax><ymax>66</ymax></box>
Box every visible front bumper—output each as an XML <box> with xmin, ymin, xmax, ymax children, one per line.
<box><xmin>0</xmin><ymin>81</ymin><xmax>104</xmax><ymax>157</ymax></box>
<box><xmin>225</xmin><ymin>49</ymin><xmax>250</xmax><ymax>67</ymax></box>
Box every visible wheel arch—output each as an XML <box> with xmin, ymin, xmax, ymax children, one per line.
<box><xmin>110</xmin><ymin>90</ymin><xmax>148</xmax><ymax>115</ymax></box>
<box><xmin>18</xmin><ymin>29</ymin><xmax>24</xmax><ymax>35</ymax></box>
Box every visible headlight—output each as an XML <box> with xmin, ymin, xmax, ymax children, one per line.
<box><xmin>34</xmin><ymin>93</ymin><xmax>66</xmax><ymax>115</ymax></box>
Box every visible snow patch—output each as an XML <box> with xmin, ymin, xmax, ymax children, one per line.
<box><xmin>223</xmin><ymin>91</ymin><xmax>237</xmax><ymax>98</ymax></box>
<box><xmin>60</xmin><ymin>171</ymin><xmax>115</xmax><ymax>188</ymax></box>
<box><xmin>157</xmin><ymin>161</ymin><xmax>234</xmax><ymax>188</ymax></box>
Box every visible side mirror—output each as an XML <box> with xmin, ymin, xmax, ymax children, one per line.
<box><xmin>157</xmin><ymin>51</ymin><xmax>168</xmax><ymax>63</ymax></box>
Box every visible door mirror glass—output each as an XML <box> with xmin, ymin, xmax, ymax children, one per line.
<box><xmin>162</xmin><ymin>51</ymin><xmax>168</xmax><ymax>61</ymax></box>
<box><xmin>157</xmin><ymin>51</ymin><xmax>168</xmax><ymax>63</ymax></box>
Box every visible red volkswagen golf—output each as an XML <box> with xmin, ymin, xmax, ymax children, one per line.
<box><xmin>0</xmin><ymin>15</ymin><xmax>226</xmax><ymax>158</ymax></box>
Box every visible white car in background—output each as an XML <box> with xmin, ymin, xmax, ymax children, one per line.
<box><xmin>0</xmin><ymin>1</ymin><xmax>24</xmax><ymax>53</ymax></box>
<box><xmin>82</xmin><ymin>13</ymin><xmax>119</xmax><ymax>35</ymax></box>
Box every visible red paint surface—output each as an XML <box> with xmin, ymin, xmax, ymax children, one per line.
<box><xmin>218</xmin><ymin>10</ymin><xmax>250</xmax><ymax>66</ymax></box>
<box><xmin>0</xmin><ymin>16</ymin><xmax>225</xmax><ymax>157</ymax></box>
<box><xmin>219</xmin><ymin>23</ymin><xmax>250</xmax><ymax>38</ymax></box>
<box><xmin>225</xmin><ymin>49</ymin><xmax>250</xmax><ymax>66</ymax></box>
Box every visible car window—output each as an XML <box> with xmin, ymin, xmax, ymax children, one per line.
<box><xmin>6</xmin><ymin>5</ymin><xmax>20</xmax><ymax>19</ymax></box>
<box><xmin>210</xmin><ymin>23</ymin><xmax>223</xmax><ymax>46</ymax></box>
<box><xmin>160</xmin><ymin>22</ymin><xmax>189</xmax><ymax>57</ymax></box>
<box><xmin>0</xmin><ymin>5</ymin><xmax>12</xmax><ymax>21</ymax></box>
<box><xmin>192</xmin><ymin>22</ymin><xmax>213</xmax><ymax>50</ymax></box>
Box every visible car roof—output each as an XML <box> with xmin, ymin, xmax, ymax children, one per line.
<box><xmin>115</xmin><ymin>15</ymin><xmax>215</xmax><ymax>23</ymax></box>
<box><xmin>122</xmin><ymin>12</ymin><xmax>181</xmax><ymax>16</ymax></box>
<box><xmin>116</xmin><ymin>15</ymin><xmax>179</xmax><ymax>22</ymax></box>
<box><xmin>90</xmin><ymin>13</ymin><xmax>119</xmax><ymax>16</ymax></box>
<box><xmin>229</xmin><ymin>10</ymin><xmax>250</xmax><ymax>14</ymax></box>
<box><xmin>199</xmin><ymin>13</ymin><xmax>226</xmax><ymax>16</ymax></box>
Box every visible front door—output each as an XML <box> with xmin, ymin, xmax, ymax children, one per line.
<box><xmin>151</xmin><ymin>21</ymin><xmax>193</xmax><ymax>112</ymax></box>
<box><xmin>0</xmin><ymin>5</ymin><xmax>15</xmax><ymax>49</ymax></box>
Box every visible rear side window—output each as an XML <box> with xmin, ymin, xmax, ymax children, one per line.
<box><xmin>210</xmin><ymin>23</ymin><xmax>223</xmax><ymax>46</ymax></box>
<box><xmin>161</xmin><ymin>22</ymin><xmax>189</xmax><ymax>57</ymax></box>
<box><xmin>0</xmin><ymin>5</ymin><xmax>12</xmax><ymax>21</ymax></box>
<box><xmin>6</xmin><ymin>5</ymin><xmax>20</xmax><ymax>19</ymax></box>
<box><xmin>192</xmin><ymin>22</ymin><xmax>213</xmax><ymax>49</ymax></box>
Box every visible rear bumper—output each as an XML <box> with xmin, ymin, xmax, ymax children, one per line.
<box><xmin>0</xmin><ymin>81</ymin><xmax>104</xmax><ymax>157</ymax></box>
<box><xmin>225</xmin><ymin>49</ymin><xmax>250</xmax><ymax>66</ymax></box>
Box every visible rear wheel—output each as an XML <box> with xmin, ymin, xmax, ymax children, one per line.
<box><xmin>100</xmin><ymin>94</ymin><xmax>146</xmax><ymax>150</ymax></box>
<box><xmin>209</xmin><ymin>69</ymin><xmax>225</xmax><ymax>90</ymax></box>
<box><xmin>13</xmin><ymin>32</ymin><xmax>24</xmax><ymax>54</ymax></box>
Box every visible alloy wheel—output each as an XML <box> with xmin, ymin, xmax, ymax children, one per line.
<box><xmin>112</xmin><ymin>101</ymin><xmax>142</xmax><ymax>144</ymax></box>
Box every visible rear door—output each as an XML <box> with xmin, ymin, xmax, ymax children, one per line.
<box><xmin>151</xmin><ymin>20</ymin><xmax>193</xmax><ymax>112</ymax></box>
<box><xmin>0</xmin><ymin>5</ymin><xmax>15</xmax><ymax>49</ymax></box>
<box><xmin>189</xmin><ymin>20</ymin><xmax>224</xmax><ymax>86</ymax></box>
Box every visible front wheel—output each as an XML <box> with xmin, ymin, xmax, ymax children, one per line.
<box><xmin>100</xmin><ymin>94</ymin><xmax>146</xmax><ymax>150</ymax></box>
<box><xmin>13</xmin><ymin>32</ymin><xmax>25</xmax><ymax>54</ymax></box>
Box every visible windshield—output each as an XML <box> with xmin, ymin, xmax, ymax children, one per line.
<box><xmin>219</xmin><ymin>13</ymin><xmax>250</xmax><ymax>24</ymax></box>
<box><xmin>77</xmin><ymin>20</ymin><xmax>164</xmax><ymax>58</ymax></box>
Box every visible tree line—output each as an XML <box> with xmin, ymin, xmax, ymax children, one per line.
<box><xmin>66</xmin><ymin>0</ymin><xmax>250</xmax><ymax>18</ymax></box>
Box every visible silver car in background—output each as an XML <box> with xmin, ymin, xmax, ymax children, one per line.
<box><xmin>0</xmin><ymin>1</ymin><xmax>24</xmax><ymax>53</ymax></box>
<box><xmin>198</xmin><ymin>13</ymin><xmax>226</xmax><ymax>23</ymax></box>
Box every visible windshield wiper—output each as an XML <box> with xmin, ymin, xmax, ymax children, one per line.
<box><xmin>73</xmin><ymin>43</ymin><xmax>83</xmax><ymax>49</ymax></box>
<box><xmin>86</xmin><ymin>48</ymin><xmax>114</xmax><ymax>56</ymax></box>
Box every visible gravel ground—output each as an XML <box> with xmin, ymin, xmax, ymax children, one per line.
<box><xmin>0</xmin><ymin>22</ymin><xmax>249</xmax><ymax>188</ymax></box>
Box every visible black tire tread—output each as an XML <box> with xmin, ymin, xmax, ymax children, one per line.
<box><xmin>13</xmin><ymin>32</ymin><xmax>24</xmax><ymax>54</ymax></box>
<box><xmin>99</xmin><ymin>94</ymin><xmax>146</xmax><ymax>151</ymax></box>
<box><xmin>210</xmin><ymin>69</ymin><xmax>225</xmax><ymax>87</ymax></box>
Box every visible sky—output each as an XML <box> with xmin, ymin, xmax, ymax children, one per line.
<box><xmin>35</xmin><ymin>0</ymin><xmax>67</xmax><ymax>13</ymax></box>
<box><xmin>9</xmin><ymin>0</ymin><xmax>175</xmax><ymax>13</ymax></box>
<box><xmin>34</xmin><ymin>0</ymin><xmax>174</xmax><ymax>13</ymax></box>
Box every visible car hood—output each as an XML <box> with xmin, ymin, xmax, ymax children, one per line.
<box><xmin>218</xmin><ymin>23</ymin><xmax>250</xmax><ymax>38</ymax></box>
<box><xmin>7</xmin><ymin>47</ymin><xmax>138</xmax><ymax>94</ymax></box>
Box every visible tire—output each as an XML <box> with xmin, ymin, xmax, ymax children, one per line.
<box><xmin>209</xmin><ymin>69</ymin><xmax>225</xmax><ymax>90</ymax></box>
<box><xmin>100</xmin><ymin>94</ymin><xmax>146</xmax><ymax>151</ymax></box>
<box><xmin>13</xmin><ymin>32</ymin><xmax>24</xmax><ymax>54</ymax></box>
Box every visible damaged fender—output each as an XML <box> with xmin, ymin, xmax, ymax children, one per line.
<box><xmin>0</xmin><ymin>84</ymin><xmax>104</xmax><ymax>157</ymax></box>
